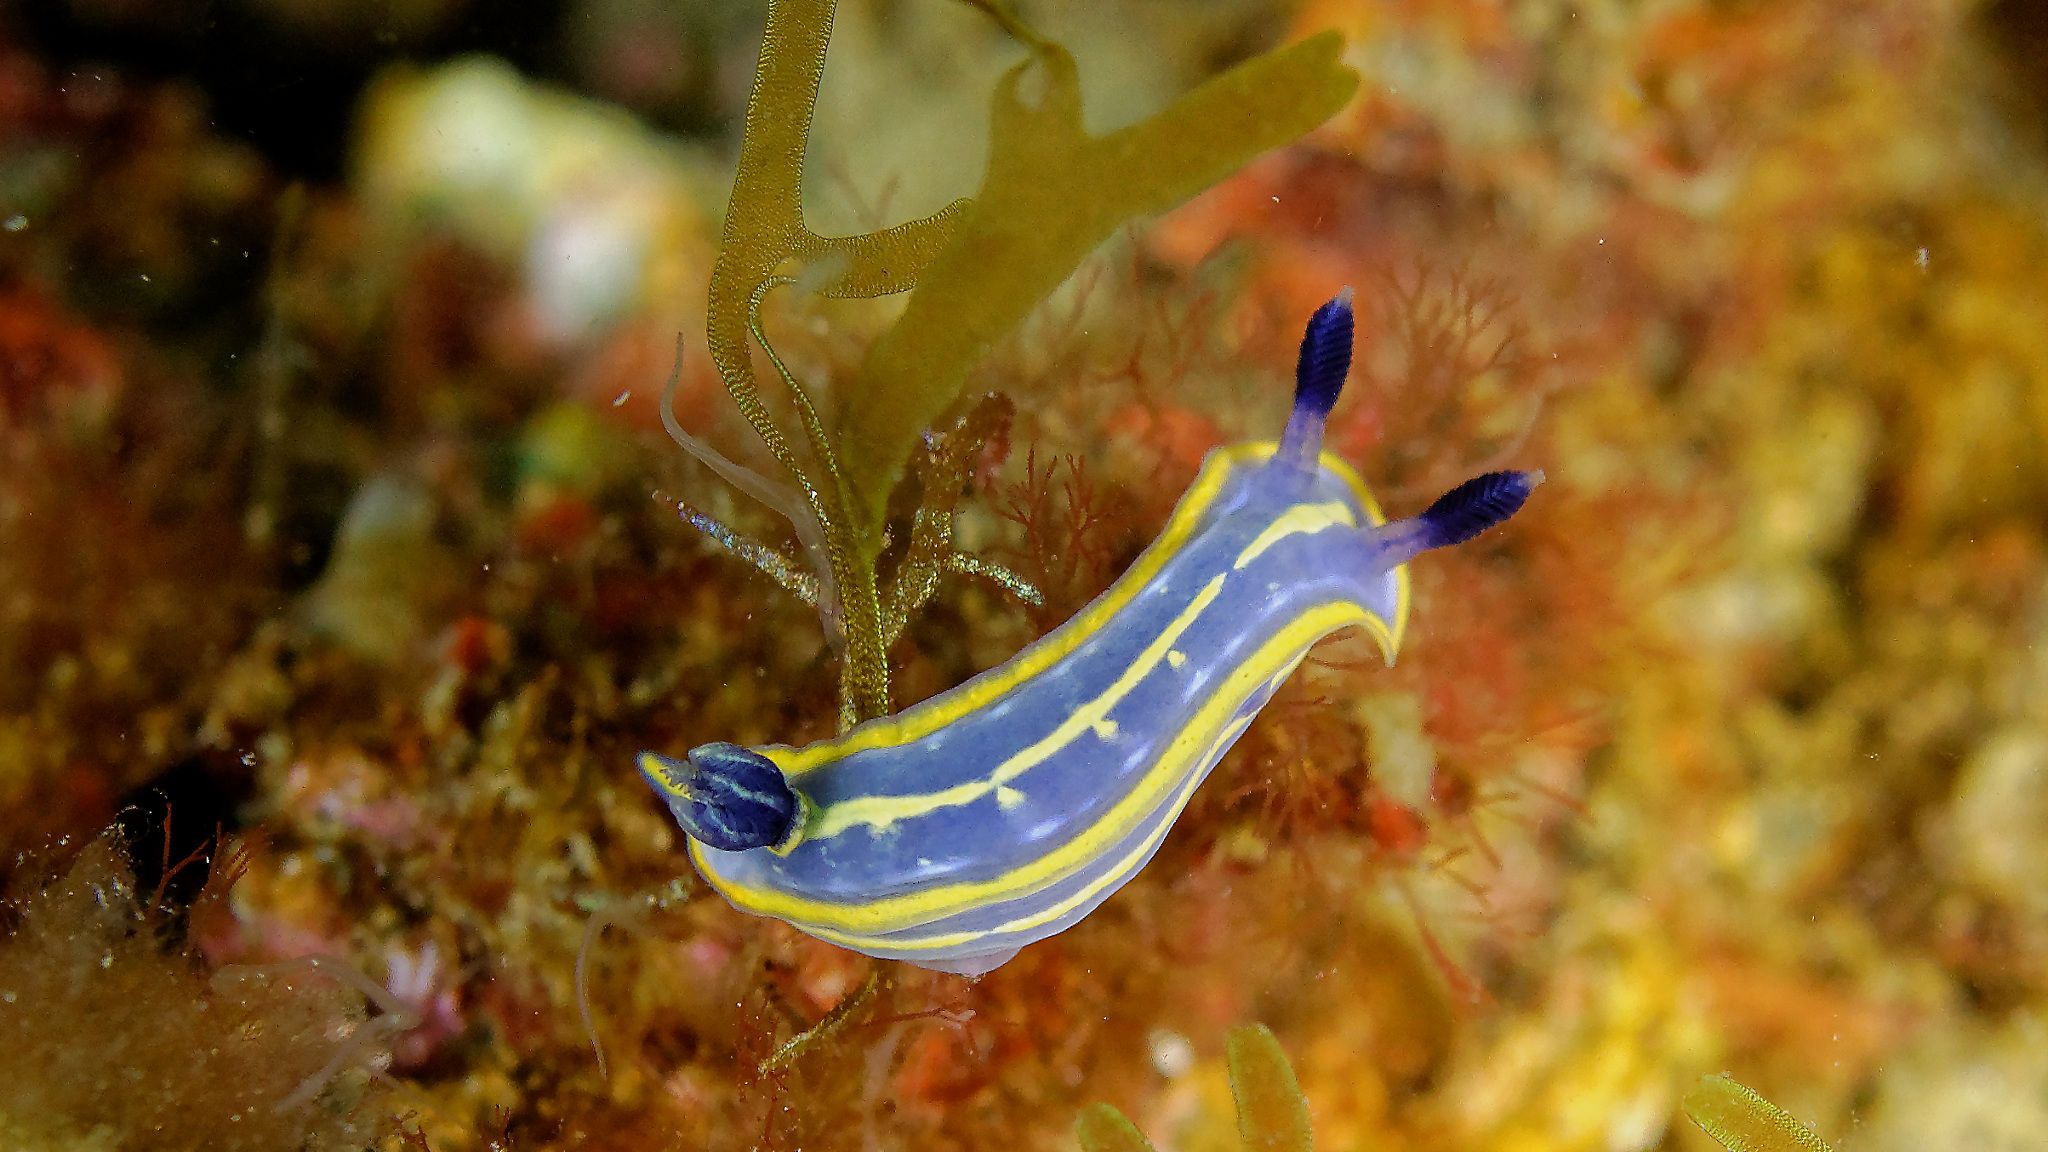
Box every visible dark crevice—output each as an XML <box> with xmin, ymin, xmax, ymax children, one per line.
<box><xmin>1983</xmin><ymin>0</ymin><xmax>2048</xmax><ymax>150</ymax></box>
<box><xmin>114</xmin><ymin>752</ymin><xmax>249</xmax><ymax>922</ymax></box>
<box><xmin>13</xmin><ymin>0</ymin><xmax>575</xmax><ymax>182</ymax></box>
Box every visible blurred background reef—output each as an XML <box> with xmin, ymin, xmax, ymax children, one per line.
<box><xmin>2</xmin><ymin>0</ymin><xmax>2047</xmax><ymax>1149</ymax></box>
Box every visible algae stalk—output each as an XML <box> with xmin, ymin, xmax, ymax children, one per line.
<box><xmin>699</xmin><ymin>0</ymin><xmax>967</xmax><ymax>724</ymax></box>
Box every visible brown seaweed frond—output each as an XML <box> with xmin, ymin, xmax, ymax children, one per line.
<box><xmin>683</xmin><ymin>0</ymin><xmax>968</xmax><ymax>723</ymax></box>
<box><xmin>678</xmin><ymin>0</ymin><xmax>1360</xmax><ymax>724</ymax></box>
<box><xmin>840</xmin><ymin>30</ymin><xmax>1360</xmax><ymax>521</ymax></box>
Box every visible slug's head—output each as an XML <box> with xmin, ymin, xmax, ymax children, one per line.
<box><xmin>638</xmin><ymin>743</ymin><xmax>806</xmax><ymax>853</ymax></box>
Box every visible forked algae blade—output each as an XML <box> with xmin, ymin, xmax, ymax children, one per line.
<box><xmin>1684</xmin><ymin>1074</ymin><xmax>1834</xmax><ymax>1152</ymax></box>
<box><xmin>840</xmin><ymin>30</ymin><xmax>1361</xmax><ymax>526</ymax></box>
<box><xmin>690</xmin><ymin>0</ymin><xmax>1356</xmax><ymax>722</ymax></box>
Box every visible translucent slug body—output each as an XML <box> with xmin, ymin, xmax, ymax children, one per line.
<box><xmin>640</xmin><ymin>291</ymin><xmax>1540</xmax><ymax>976</ymax></box>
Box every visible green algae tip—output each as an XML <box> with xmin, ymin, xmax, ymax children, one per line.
<box><xmin>1075</xmin><ymin>1024</ymin><xmax>1313</xmax><ymax>1152</ymax></box>
<box><xmin>1683</xmin><ymin>1074</ymin><xmax>1834</xmax><ymax>1152</ymax></box>
<box><xmin>1227</xmin><ymin>1024</ymin><xmax>1314</xmax><ymax>1152</ymax></box>
<box><xmin>1076</xmin><ymin>1102</ymin><xmax>1158</xmax><ymax>1152</ymax></box>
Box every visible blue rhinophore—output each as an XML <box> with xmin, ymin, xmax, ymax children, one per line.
<box><xmin>1292</xmin><ymin>288</ymin><xmax>1354</xmax><ymax>420</ymax></box>
<box><xmin>1418</xmin><ymin>469</ymin><xmax>1545</xmax><ymax>550</ymax></box>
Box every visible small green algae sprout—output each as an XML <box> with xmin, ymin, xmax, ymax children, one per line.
<box><xmin>1078</xmin><ymin>1039</ymin><xmax>1841</xmax><ymax>1152</ymax></box>
<box><xmin>671</xmin><ymin>0</ymin><xmax>1360</xmax><ymax>724</ymax></box>
<box><xmin>1077</xmin><ymin>1024</ymin><xmax>1313</xmax><ymax>1152</ymax></box>
<box><xmin>1683</xmin><ymin>1075</ymin><xmax>1836</xmax><ymax>1152</ymax></box>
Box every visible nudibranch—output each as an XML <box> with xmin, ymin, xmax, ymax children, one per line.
<box><xmin>640</xmin><ymin>290</ymin><xmax>1540</xmax><ymax>976</ymax></box>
